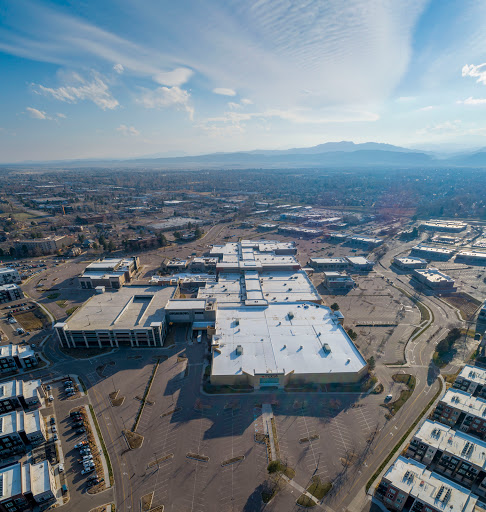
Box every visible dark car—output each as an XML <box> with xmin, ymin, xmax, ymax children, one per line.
<box><xmin>76</xmin><ymin>428</ymin><xmax>86</xmax><ymax>434</ymax></box>
<box><xmin>50</xmin><ymin>417</ymin><xmax>55</xmax><ymax>425</ymax></box>
<box><xmin>70</xmin><ymin>411</ymin><xmax>82</xmax><ymax>418</ymax></box>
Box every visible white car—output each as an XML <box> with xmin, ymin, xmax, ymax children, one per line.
<box><xmin>58</xmin><ymin>464</ymin><xmax>64</xmax><ymax>473</ymax></box>
<box><xmin>385</xmin><ymin>394</ymin><xmax>393</xmax><ymax>402</ymax></box>
<box><xmin>81</xmin><ymin>468</ymin><xmax>94</xmax><ymax>475</ymax></box>
<box><xmin>48</xmin><ymin>395</ymin><xmax>54</xmax><ymax>402</ymax></box>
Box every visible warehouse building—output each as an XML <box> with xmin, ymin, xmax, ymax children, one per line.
<box><xmin>375</xmin><ymin>456</ymin><xmax>479</xmax><ymax>512</ymax></box>
<box><xmin>54</xmin><ymin>285</ymin><xmax>175</xmax><ymax>348</ymax></box>
<box><xmin>309</xmin><ymin>256</ymin><xmax>374</xmax><ymax>272</ymax></box>
<box><xmin>0</xmin><ymin>268</ymin><xmax>21</xmax><ymax>285</ymax></box>
<box><xmin>412</xmin><ymin>268</ymin><xmax>455</xmax><ymax>291</ymax></box>
<box><xmin>0</xmin><ymin>284</ymin><xmax>23</xmax><ymax>304</ymax></box>
<box><xmin>210</xmin><ymin>302</ymin><xmax>367</xmax><ymax>389</ymax></box>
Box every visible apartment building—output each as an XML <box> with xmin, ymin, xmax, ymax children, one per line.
<box><xmin>0</xmin><ymin>285</ymin><xmax>23</xmax><ymax>305</ymax></box>
<box><xmin>0</xmin><ymin>268</ymin><xmax>21</xmax><ymax>285</ymax></box>
<box><xmin>0</xmin><ymin>346</ymin><xmax>38</xmax><ymax>374</ymax></box>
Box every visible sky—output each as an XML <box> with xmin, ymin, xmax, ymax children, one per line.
<box><xmin>2</xmin><ymin>0</ymin><xmax>486</xmax><ymax>162</ymax></box>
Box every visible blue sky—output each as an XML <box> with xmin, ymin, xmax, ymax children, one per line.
<box><xmin>2</xmin><ymin>0</ymin><xmax>486</xmax><ymax>162</ymax></box>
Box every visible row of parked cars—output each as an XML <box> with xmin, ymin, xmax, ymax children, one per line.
<box><xmin>71</xmin><ymin>412</ymin><xmax>94</xmax><ymax>476</ymax></box>
<box><xmin>64</xmin><ymin>378</ymin><xmax>77</xmax><ymax>399</ymax></box>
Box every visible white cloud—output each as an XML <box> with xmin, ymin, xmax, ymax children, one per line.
<box><xmin>227</xmin><ymin>102</ymin><xmax>241</xmax><ymax>110</ymax></box>
<box><xmin>136</xmin><ymin>86</ymin><xmax>194</xmax><ymax>119</ymax></box>
<box><xmin>26</xmin><ymin>107</ymin><xmax>48</xmax><ymax>119</ymax></box>
<box><xmin>457</xmin><ymin>97</ymin><xmax>486</xmax><ymax>105</ymax></box>
<box><xmin>35</xmin><ymin>71</ymin><xmax>119</xmax><ymax>110</ymax></box>
<box><xmin>462</xmin><ymin>63</ymin><xmax>486</xmax><ymax>85</ymax></box>
<box><xmin>419</xmin><ymin>105</ymin><xmax>435</xmax><ymax>111</ymax></box>
<box><xmin>213</xmin><ymin>88</ymin><xmax>236</xmax><ymax>96</ymax></box>
<box><xmin>241</xmin><ymin>98</ymin><xmax>253</xmax><ymax>105</ymax></box>
<box><xmin>113</xmin><ymin>63</ymin><xmax>124</xmax><ymax>74</ymax></box>
<box><xmin>117</xmin><ymin>124</ymin><xmax>140</xmax><ymax>136</ymax></box>
<box><xmin>56</xmin><ymin>112</ymin><xmax>66</xmax><ymax>118</ymax></box>
<box><xmin>416</xmin><ymin>120</ymin><xmax>462</xmax><ymax>136</ymax></box>
<box><xmin>153</xmin><ymin>67</ymin><xmax>193</xmax><ymax>86</ymax></box>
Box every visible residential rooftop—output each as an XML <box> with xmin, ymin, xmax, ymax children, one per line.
<box><xmin>440</xmin><ymin>389</ymin><xmax>486</xmax><ymax>417</ymax></box>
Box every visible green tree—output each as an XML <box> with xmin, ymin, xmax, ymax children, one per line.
<box><xmin>157</xmin><ymin>233</ymin><xmax>168</xmax><ymax>247</ymax></box>
<box><xmin>330</xmin><ymin>303</ymin><xmax>340</xmax><ymax>311</ymax></box>
<box><xmin>173</xmin><ymin>231</ymin><xmax>182</xmax><ymax>240</ymax></box>
<box><xmin>195</xmin><ymin>226</ymin><xmax>203</xmax><ymax>239</ymax></box>
<box><xmin>367</xmin><ymin>356</ymin><xmax>376</xmax><ymax>371</ymax></box>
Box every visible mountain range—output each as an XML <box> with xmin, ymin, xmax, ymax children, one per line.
<box><xmin>6</xmin><ymin>141</ymin><xmax>486</xmax><ymax>169</ymax></box>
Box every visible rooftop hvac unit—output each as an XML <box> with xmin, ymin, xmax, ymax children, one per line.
<box><xmin>236</xmin><ymin>345</ymin><xmax>243</xmax><ymax>355</ymax></box>
<box><xmin>323</xmin><ymin>343</ymin><xmax>331</xmax><ymax>353</ymax></box>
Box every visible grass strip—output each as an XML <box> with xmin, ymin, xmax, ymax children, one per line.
<box><xmin>133</xmin><ymin>359</ymin><xmax>160</xmax><ymax>432</ymax></box>
<box><xmin>296</xmin><ymin>476</ymin><xmax>332</xmax><ymax>507</ymax></box>
<box><xmin>365</xmin><ymin>378</ymin><xmax>444</xmax><ymax>492</ymax></box>
<box><xmin>88</xmin><ymin>404</ymin><xmax>114</xmax><ymax>486</ymax></box>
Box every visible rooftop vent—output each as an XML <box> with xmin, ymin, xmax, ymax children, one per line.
<box><xmin>236</xmin><ymin>345</ymin><xmax>243</xmax><ymax>355</ymax></box>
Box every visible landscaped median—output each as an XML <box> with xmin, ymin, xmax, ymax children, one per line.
<box><xmin>296</xmin><ymin>476</ymin><xmax>332</xmax><ymax>508</ymax></box>
<box><xmin>381</xmin><ymin>374</ymin><xmax>416</xmax><ymax>419</ymax></box>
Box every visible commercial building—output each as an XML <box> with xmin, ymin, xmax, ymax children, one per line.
<box><xmin>164</xmin><ymin>259</ymin><xmax>188</xmax><ymax>272</ymax></box>
<box><xmin>479</xmin><ymin>301</ymin><xmax>486</xmax><ymax>323</ymax></box>
<box><xmin>257</xmin><ymin>224</ymin><xmax>278</xmax><ymax>231</ymax></box>
<box><xmin>54</xmin><ymin>285</ymin><xmax>176</xmax><ymax>348</ymax></box>
<box><xmin>411</xmin><ymin>245</ymin><xmax>454</xmax><ymax>261</ymax></box>
<box><xmin>148</xmin><ymin>217</ymin><xmax>206</xmax><ymax>232</ymax></box>
<box><xmin>406</xmin><ymin>420</ymin><xmax>486</xmax><ymax>492</ymax></box>
<box><xmin>375</xmin><ymin>456</ymin><xmax>479</xmax><ymax>512</ymax></box>
<box><xmin>309</xmin><ymin>256</ymin><xmax>374</xmax><ymax>272</ymax></box>
<box><xmin>393</xmin><ymin>257</ymin><xmax>428</xmax><ymax>271</ymax></box>
<box><xmin>210</xmin><ymin>302</ymin><xmax>367</xmax><ymax>389</ymax></box>
<box><xmin>13</xmin><ymin>236</ymin><xmax>73</xmax><ymax>256</ymax></box>
<box><xmin>0</xmin><ymin>380</ymin><xmax>43</xmax><ymax>415</ymax></box>
<box><xmin>0</xmin><ymin>346</ymin><xmax>37</xmax><ymax>374</ymax></box>
<box><xmin>309</xmin><ymin>258</ymin><xmax>349</xmax><ymax>271</ymax></box>
<box><xmin>0</xmin><ymin>460</ymin><xmax>57</xmax><ymax>511</ymax></box>
<box><xmin>348</xmin><ymin>235</ymin><xmax>383</xmax><ymax>248</ymax></box>
<box><xmin>0</xmin><ymin>284</ymin><xmax>23</xmax><ymax>304</ymax></box>
<box><xmin>188</xmin><ymin>257</ymin><xmax>218</xmax><ymax>273</ymax></box>
<box><xmin>323</xmin><ymin>272</ymin><xmax>356</xmax><ymax>291</ymax></box>
<box><xmin>412</xmin><ymin>268</ymin><xmax>455</xmax><ymax>291</ymax></box>
<box><xmin>421</xmin><ymin>221</ymin><xmax>467</xmax><ymax>233</ymax></box>
<box><xmin>78</xmin><ymin>256</ymin><xmax>140</xmax><ymax>289</ymax></box>
<box><xmin>432</xmin><ymin>389</ymin><xmax>486</xmax><ymax>439</ymax></box>
<box><xmin>0</xmin><ymin>268</ymin><xmax>21</xmax><ymax>285</ymax></box>
<box><xmin>455</xmin><ymin>251</ymin><xmax>486</xmax><ymax>265</ymax></box>
<box><xmin>278</xmin><ymin>226</ymin><xmax>323</xmax><ymax>238</ymax></box>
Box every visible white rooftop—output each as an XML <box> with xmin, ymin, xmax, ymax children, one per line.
<box><xmin>457</xmin><ymin>365</ymin><xmax>486</xmax><ymax>386</ymax></box>
<box><xmin>384</xmin><ymin>456</ymin><xmax>478</xmax><ymax>512</ymax></box>
<box><xmin>30</xmin><ymin>461</ymin><xmax>52</xmax><ymax>498</ymax></box>
<box><xmin>413</xmin><ymin>420</ymin><xmax>486</xmax><ymax>470</ymax></box>
<box><xmin>211</xmin><ymin>302</ymin><xmax>366</xmax><ymax>378</ymax></box>
<box><xmin>440</xmin><ymin>389</ymin><xmax>486</xmax><ymax>417</ymax></box>
<box><xmin>414</xmin><ymin>268</ymin><xmax>454</xmax><ymax>283</ymax></box>
<box><xmin>0</xmin><ymin>463</ymin><xmax>22</xmax><ymax>500</ymax></box>
<box><xmin>66</xmin><ymin>285</ymin><xmax>175</xmax><ymax>330</ymax></box>
<box><xmin>413</xmin><ymin>244</ymin><xmax>454</xmax><ymax>255</ymax></box>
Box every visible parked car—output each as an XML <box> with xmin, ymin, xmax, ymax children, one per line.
<box><xmin>58</xmin><ymin>464</ymin><xmax>64</xmax><ymax>473</ymax></box>
<box><xmin>48</xmin><ymin>395</ymin><xmax>54</xmax><ymax>402</ymax></box>
<box><xmin>81</xmin><ymin>468</ymin><xmax>94</xmax><ymax>475</ymax></box>
<box><xmin>385</xmin><ymin>394</ymin><xmax>393</xmax><ymax>401</ymax></box>
<box><xmin>52</xmin><ymin>426</ymin><xmax>57</xmax><ymax>433</ymax></box>
<box><xmin>76</xmin><ymin>428</ymin><xmax>86</xmax><ymax>434</ymax></box>
<box><xmin>87</xmin><ymin>475</ymin><xmax>99</xmax><ymax>481</ymax></box>
<box><xmin>53</xmin><ymin>434</ymin><xmax>58</xmax><ymax>441</ymax></box>
<box><xmin>46</xmin><ymin>385</ymin><xmax>51</xmax><ymax>391</ymax></box>
<box><xmin>73</xmin><ymin>422</ymin><xmax>83</xmax><ymax>428</ymax></box>
<box><xmin>50</xmin><ymin>417</ymin><xmax>55</xmax><ymax>425</ymax></box>
<box><xmin>75</xmin><ymin>442</ymin><xmax>87</xmax><ymax>448</ymax></box>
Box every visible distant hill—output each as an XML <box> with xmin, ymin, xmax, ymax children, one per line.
<box><xmin>5</xmin><ymin>141</ymin><xmax>486</xmax><ymax>169</ymax></box>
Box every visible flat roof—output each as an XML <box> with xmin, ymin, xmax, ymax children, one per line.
<box><xmin>384</xmin><ymin>456</ymin><xmax>478</xmax><ymax>512</ymax></box>
<box><xmin>30</xmin><ymin>461</ymin><xmax>52</xmax><ymax>497</ymax></box>
<box><xmin>346</xmin><ymin>256</ymin><xmax>373</xmax><ymax>265</ymax></box>
<box><xmin>457</xmin><ymin>251</ymin><xmax>486</xmax><ymax>259</ymax></box>
<box><xmin>310</xmin><ymin>258</ymin><xmax>348</xmax><ymax>264</ymax></box>
<box><xmin>457</xmin><ymin>365</ymin><xmax>486</xmax><ymax>386</ymax></box>
<box><xmin>66</xmin><ymin>285</ymin><xmax>175</xmax><ymax>331</ymax></box>
<box><xmin>413</xmin><ymin>244</ymin><xmax>454</xmax><ymax>254</ymax></box>
<box><xmin>414</xmin><ymin>268</ymin><xmax>454</xmax><ymax>283</ymax></box>
<box><xmin>0</xmin><ymin>463</ymin><xmax>22</xmax><ymax>500</ymax></box>
<box><xmin>394</xmin><ymin>256</ymin><xmax>428</xmax><ymax>264</ymax></box>
<box><xmin>0</xmin><ymin>411</ymin><xmax>17</xmax><ymax>437</ymax></box>
<box><xmin>413</xmin><ymin>420</ymin><xmax>486</xmax><ymax>470</ymax></box>
<box><xmin>22</xmin><ymin>410</ymin><xmax>41</xmax><ymax>435</ymax></box>
<box><xmin>440</xmin><ymin>389</ymin><xmax>486</xmax><ymax>417</ymax></box>
<box><xmin>212</xmin><ymin>302</ymin><xmax>366</xmax><ymax>378</ymax></box>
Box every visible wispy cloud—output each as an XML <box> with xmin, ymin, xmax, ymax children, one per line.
<box><xmin>213</xmin><ymin>88</ymin><xmax>236</xmax><ymax>96</ymax></box>
<box><xmin>35</xmin><ymin>71</ymin><xmax>119</xmax><ymax>110</ymax></box>
<box><xmin>117</xmin><ymin>124</ymin><xmax>140</xmax><ymax>136</ymax></box>
<box><xmin>462</xmin><ymin>63</ymin><xmax>486</xmax><ymax>85</ymax></box>
<box><xmin>136</xmin><ymin>86</ymin><xmax>194</xmax><ymax>120</ymax></box>
<box><xmin>26</xmin><ymin>107</ymin><xmax>49</xmax><ymax>120</ymax></box>
<box><xmin>457</xmin><ymin>97</ymin><xmax>486</xmax><ymax>105</ymax></box>
<box><xmin>154</xmin><ymin>68</ymin><xmax>193</xmax><ymax>87</ymax></box>
<box><xmin>25</xmin><ymin>107</ymin><xmax>65</xmax><ymax>120</ymax></box>
<box><xmin>419</xmin><ymin>105</ymin><xmax>435</xmax><ymax>111</ymax></box>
